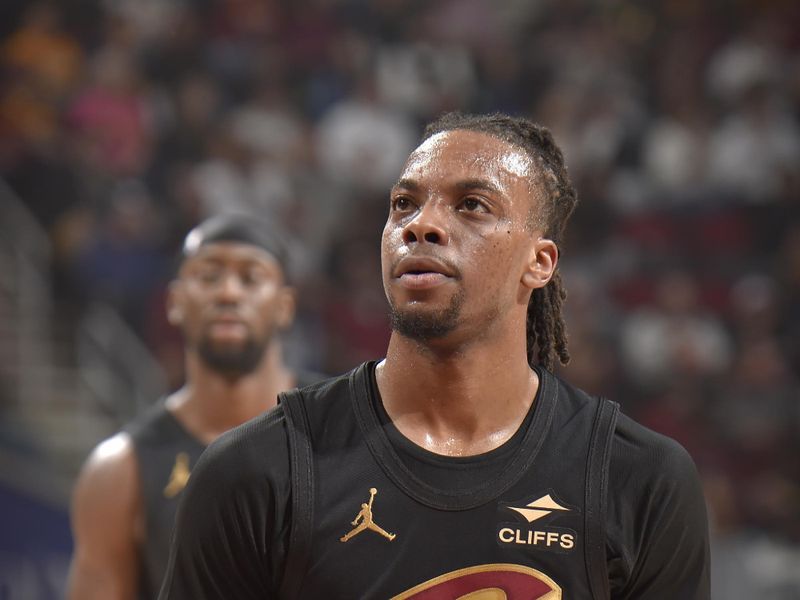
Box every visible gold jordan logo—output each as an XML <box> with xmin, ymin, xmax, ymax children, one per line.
<box><xmin>340</xmin><ymin>487</ymin><xmax>396</xmax><ymax>543</ymax></box>
<box><xmin>163</xmin><ymin>452</ymin><xmax>191</xmax><ymax>498</ymax></box>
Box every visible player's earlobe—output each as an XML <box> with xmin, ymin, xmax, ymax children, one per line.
<box><xmin>521</xmin><ymin>238</ymin><xmax>558</xmax><ymax>290</ymax></box>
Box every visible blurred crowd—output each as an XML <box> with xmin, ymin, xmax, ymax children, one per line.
<box><xmin>2</xmin><ymin>0</ymin><xmax>799</xmax><ymax>596</ymax></box>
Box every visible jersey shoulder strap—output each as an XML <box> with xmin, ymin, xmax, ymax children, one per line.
<box><xmin>585</xmin><ymin>396</ymin><xmax>620</xmax><ymax>600</ymax></box>
<box><xmin>278</xmin><ymin>388</ymin><xmax>314</xmax><ymax>600</ymax></box>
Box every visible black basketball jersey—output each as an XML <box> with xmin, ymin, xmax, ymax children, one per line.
<box><xmin>127</xmin><ymin>401</ymin><xmax>206</xmax><ymax>600</ymax></box>
<box><xmin>129</xmin><ymin>371</ymin><xmax>322</xmax><ymax>599</ymax></box>
<box><xmin>159</xmin><ymin>363</ymin><xmax>710</xmax><ymax>599</ymax></box>
<box><xmin>280</xmin><ymin>362</ymin><xmax>616</xmax><ymax>598</ymax></box>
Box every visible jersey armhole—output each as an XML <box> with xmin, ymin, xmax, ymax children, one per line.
<box><xmin>584</xmin><ymin>396</ymin><xmax>620</xmax><ymax>600</ymax></box>
<box><xmin>277</xmin><ymin>389</ymin><xmax>314</xmax><ymax>600</ymax></box>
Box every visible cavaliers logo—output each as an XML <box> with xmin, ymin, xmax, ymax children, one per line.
<box><xmin>391</xmin><ymin>563</ymin><xmax>561</xmax><ymax>599</ymax></box>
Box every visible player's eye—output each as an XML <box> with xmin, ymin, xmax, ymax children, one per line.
<box><xmin>196</xmin><ymin>268</ymin><xmax>222</xmax><ymax>284</ymax></box>
<box><xmin>391</xmin><ymin>196</ymin><xmax>415</xmax><ymax>212</ymax></box>
<box><xmin>241</xmin><ymin>268</ymin><xmax>269</xmax><ymax>286</ymax></box>
<box><xmin>459</xmin><ymin>197</ymin><xmax>489</xmax><ymax>213</ymax></box>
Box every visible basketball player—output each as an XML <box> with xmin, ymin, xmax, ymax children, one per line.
<box><xmin>159</xmin><ymin>114</ymin><xmax>710</xmax><ymax>599</ymax></box>
<box><xmin>67</xmin><ymin>214</ymin><xmax>319</xmax><ymax>599</ymax></box>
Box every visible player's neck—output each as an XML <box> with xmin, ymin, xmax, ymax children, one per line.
<box><xmin>376</xmin><ymin>324</ymin><xmax>537</xmax><ymax>457</ymax></box>
<box><xmin>169</xmin><ymin>344</ymin><xmax>293</xmax><ymax>444</ymax></box>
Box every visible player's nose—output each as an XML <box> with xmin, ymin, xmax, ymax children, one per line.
<box><xmin>402</xmin><ymin>202</ymin><xmax>450</xmax><ymax>246</ymax></box>
<box><xmin>215</xmin><ymin>272</ymin><xmax>245</xmax><ymax>302</ymax></box>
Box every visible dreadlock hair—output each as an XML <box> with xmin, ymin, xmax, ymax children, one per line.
<box><xmin>422</xmin><ymin>112</ymin><xmax>578</xmax><ymax>371</ymax></box>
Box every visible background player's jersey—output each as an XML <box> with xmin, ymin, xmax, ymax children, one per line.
<box><xmin>127</xmin><ymin>401</ymin><xmax>205</xmax><ymax>600</ymax></box>
<box><xmin>128</xmin><ymin>371</ymin><xmax>322</xmax><ymax>599</ymax></box>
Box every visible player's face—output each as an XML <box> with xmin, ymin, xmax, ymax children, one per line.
<box><xmin>382</xmin><ymin>129</ymin><xmax>552</xmax><ymax>343</ymax></box>
<box><xmin>168</xmin><ymin>242</ymin><xmax>294</xmax><ymax>376</ymax></box>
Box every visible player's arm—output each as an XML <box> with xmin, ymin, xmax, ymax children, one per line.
<box><xmin>607</xmin><ymin>419</ymin><xmax>710</xmax><ymax>600</ymax></box>
<box><xmin>66</xmin><ymin>432</ymin><xmax>142</xmax><ymax>600</ymax></box>
<box><xmin>158</xmin><ymin>412</ymin><xmax>288</xmax><ymax>600</ymax></box>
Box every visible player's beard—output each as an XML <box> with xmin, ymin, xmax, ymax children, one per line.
<box><xmin>196</xmin><ymin>329</ymin><xmax>270</xmax><ymax>379</ymax></box>
<box><xmin>388</xmin><ymin>288</ymin><xmax>465</xmax><ymax>341</ymax></box>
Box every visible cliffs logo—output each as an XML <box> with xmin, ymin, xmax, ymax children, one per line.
<box><xmin>391</xmin><ymin>563</ymin><xmax>561</xmax><ymax>599</ymax></box>
<box><xmin>497</xmin><ymin>492</ymin><xmax>577</xmax><ymax>553</ymax></box>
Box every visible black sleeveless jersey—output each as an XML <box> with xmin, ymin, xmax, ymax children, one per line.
<box><xmin>128</xmin><ymin>369</ymin><xmax>322</xmax><ymax>599</ymax></box>
<box><xmin>160</xmin><ymin>363</ymin><xmax>710</xmax><ymax>599</ymax></box>
<box><xmin>127</xmin><ymin>401</ymin><xmax>205</xmax><ymax>600</ymax></box>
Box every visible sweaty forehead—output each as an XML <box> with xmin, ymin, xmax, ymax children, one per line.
<box><xmin>402</xmin><ymin>130</ymin><xmax>533</xmax><ymax>182</ymax></box>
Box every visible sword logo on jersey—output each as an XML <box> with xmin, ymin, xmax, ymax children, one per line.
<box><xmin>163</xmin><ymin>452</ymin><xmax>191</xmax><ymax>498</ymax></box>
<box><xmin>498</xmin><ymin>491</ymin><xmax>577</xmax><ymax>553</ymax></box>
<box><xmin>340</xmin><ymin>487</ymin><xmax>396</xmax><ymax>543</ymax></box>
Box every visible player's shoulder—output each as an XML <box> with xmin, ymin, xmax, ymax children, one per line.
<box><xmin>198</xmin><ymin>366</ymin><xmax>358</xmax><ymax>470</ymax></box>
<box><xmin>293</xmin><ymin>365</ymin><xmax>359</xmax><ymax>399</ymax></box>
<box><xmin>205</xmin><ymin>404</ymin><xmax>288</xmax><ymax>466</ymax></box>
<box><xmin>606</xmin><ymin>410</ymin><xmax>707</xmax><ymax>531</ymax></box>
<box><xmin>547</xmin><ymin>368</ymin><xmax>611</xmax><ymax>421</ymax></box>
<box><xmin>287</xmin><ymin>364</ymin><xmax>364</xmax><ymax>419</ymax></box>
<box><xmin>187</xmin><ymin>396</ymin><xmax>302</xmax><ymax>497</ymax></box>
<box><xmin>611</xmin><ymin>411</ymin><xmax>699</xmax><ymax>481</ymax></box>
<box><xmin>73</xmin><ymin>431</ymin><xmax>139</xmax><ymax>509</ymax></box>
<box><xmin>604</xmin><ymin>410</ymin><xmax>710</xmax><ymax>596</ymax></box>
<box><xmin>549</xmin><ymin>372</ymin><xmax>698</xmax><ymax>480</ymax></box>
<box><xmin>289</xmin><ymin>364</ymin><xmax>370</xmax><ymax>433</ymax></box>
<box><xmin>81</xmin><ymin>430</ymin><xmax>137</xmax><ymax>477</ymax></box>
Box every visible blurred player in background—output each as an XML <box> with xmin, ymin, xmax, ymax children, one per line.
<box><xmin>67</xmin><ymin>213</ymin><xmax>319</xmax><ymax>599</ymax></box>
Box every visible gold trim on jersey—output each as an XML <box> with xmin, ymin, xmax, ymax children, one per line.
<box><xmin>391</xmin><ymin>563</ymin><xmax>562</xmax><ymax>600</ymax></box>
<box><xmin>458</xmin><ymin>589</ymin><xmax>506</xmax><ymax>600</ymax></box>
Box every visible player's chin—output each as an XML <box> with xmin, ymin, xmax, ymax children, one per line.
<box><xmin>203</xmin><ymin>333</ymin><xmax>250</xmax><ymax>354</ymax></box>
<box><xmin>389</xmin><ymin>299</ymin><xmax>462</xmax><ymax>338</ymax></box>
<box><xmin>200</xmin><ymin>331</ymin><xmax>253</xmax><ymax>354</ymax></box>
<box><xmin>389</xmin><ymin>294</ymin><xmax>453</xmax><ymax>318</ymax></box>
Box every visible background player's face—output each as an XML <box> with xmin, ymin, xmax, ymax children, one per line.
<box><xmin>168</xmin><ymin>242</ymin><xmax>294</xmax><ymax>376</ymax></box>
<box><xmin>382</xmin><ymin>129</ymin><xmax>550</xmax><ymax>343</ymax></box>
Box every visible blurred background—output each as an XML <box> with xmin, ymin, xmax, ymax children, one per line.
<box><xmin>0</xmin><ymin>0</ymin><xmax>798</xmax><ymax>597</ymax></box>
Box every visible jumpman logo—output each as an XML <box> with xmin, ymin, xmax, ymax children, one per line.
<box><xmin>340</xmin><ymin>487</ymin><xmax>396</xmax><ymax>543</ymax></box>
<box><xmin>163</xmin><ymin>452</ymin><xmax>191</xmax><ymax>498</ymax></box>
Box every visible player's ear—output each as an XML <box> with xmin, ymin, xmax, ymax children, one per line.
<box><xmin>275</xmin><ymin>286</ymin><xmax>296</xmax><ymax>330</ymax></box>
<box><xmin>521</xmin><ymin>238</ymin><xmax>558</xmax><ymax>290</ymax></box>
<box><xmin>166</xmin><ymin>280</ymin><xmax>185</xmax><ymax>326</ymax></box>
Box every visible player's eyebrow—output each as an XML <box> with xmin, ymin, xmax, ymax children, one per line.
<box><xmin>391</xmin><ymin>178</ymin><xmax>502</xmax><ymax>195</ymax></box>
<box><xmin>189</xmin><ymin>255</ymin><xmax>224</xmax><ymax>266</ymax></box>
<box><xmin>391</xmin><ymin>177</ymin><xmax>420</xmax><ymax>192</ymax></box>
<box><xmin>454</xmin><ymin>178</ymin><xmax>502</xmax><ymax>195</ymax></box>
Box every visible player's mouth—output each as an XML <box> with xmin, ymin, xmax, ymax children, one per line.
<box><xmin>207</xmin><ymin>315</ymin><xmax>249</xmax><ymax>340</ymax></box>
<box><xmin>394</xmin><ymin>257</ymin><xmax>456</xmax><ymax>290</ymax></box>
